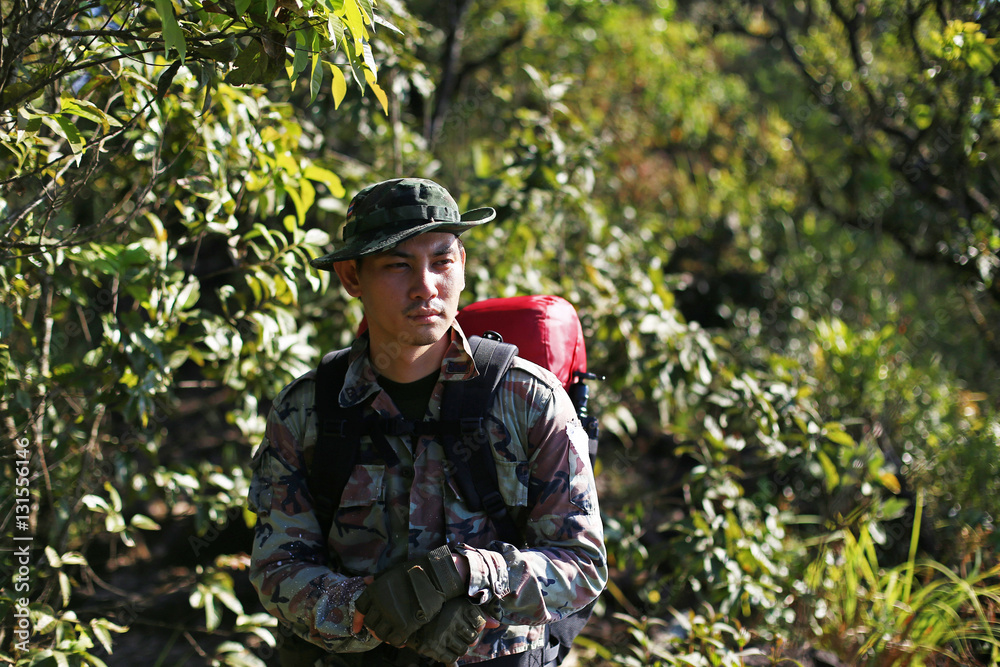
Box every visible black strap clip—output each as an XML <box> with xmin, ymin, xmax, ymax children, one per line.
<box><xmin>320</xmin><ymin>418</ymin><xmax>350</xmax><ymax>438</ymax></box>
<box><xmin>381</xmin><ymin>417</ymin><xmax>416</xmax><ymax>436</ymax></box>
<box><xmin>459</xmin><ymin>417</ymin><xmax>482</xmax><ymax>435</ymax></box>
<box><xmin>481</xmin><ymin>490</ymin><xmax>509</xmax><ymax>520</ymax></box>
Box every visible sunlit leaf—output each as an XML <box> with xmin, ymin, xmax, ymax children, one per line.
<box><xmin>817</xmin><ymin>450</ymin><xmax>840</xmax><ymax>493</ymax></box>
<box><xmin>363</xmin><ymin>68</ymin><xmax>388</xmax><ymax>114</ymax></box>
<box><xmin>130</xmin><ymin>514</ymin><xmax>162</xmax><ymax>530</ymax></box>
<box><xmin>329</xmin><ymin>63</ymin><xmax>348</xmax><ymax>108</ymax></box>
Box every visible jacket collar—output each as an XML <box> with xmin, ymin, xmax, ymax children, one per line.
<box><xmin>338</xmin><ymin>324</ymin><xmax>480</xmax><ymax>408</ymax></box>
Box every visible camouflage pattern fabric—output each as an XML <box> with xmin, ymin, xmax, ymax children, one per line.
<box><xmin>247</xmin><ymin>325</ymin><xmax>607</xmax><ymax>664</ymax></box>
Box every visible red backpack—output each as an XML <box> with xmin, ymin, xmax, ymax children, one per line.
<box><xmin>456</xmin><ymin>295</ymin><xmax>599</xmax><ymax>458</ymax></box>
<box><xmin>456</xmin><ymin>295</ymin><xmax>588</xmax><ymax>390</ymax></box>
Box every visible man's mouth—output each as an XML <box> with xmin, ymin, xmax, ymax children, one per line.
<box><xmin>405</xmin><ymin>306</ymin><xmax>443</xmax><ymax>322</ymax></box>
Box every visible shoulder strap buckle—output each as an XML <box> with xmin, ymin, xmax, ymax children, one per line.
<box><xmin>481</xmin><ymin>490</ymin><xmax>509</xmax><ymax>521</ymax></box>
<box><xmin>381</xmin><ymin>416</ymin><xmax>415</xmax><ymax>436</ymax></box>
<box><xmin>459</xmin><ymin>417</ymin><xmax>482</xmax><ymax>434</ymax></box>
<box><xmin>320</xmin><ymin>418</ymin><xmax>349</xmax><ymax>438</ymax></box>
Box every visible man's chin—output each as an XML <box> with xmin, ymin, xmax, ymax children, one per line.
<box><xmin>404</xmin><ymin>320</ymin><xmax>452</xmax><ymax>348</ymax></box>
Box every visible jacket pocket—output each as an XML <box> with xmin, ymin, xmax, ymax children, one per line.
<box><xmin>331</xmin><ymin>464</ymin><xmax>389</xmax><ymax>572</ymax></box>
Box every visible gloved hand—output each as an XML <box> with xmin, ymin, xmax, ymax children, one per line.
<box><xmin>407</xmin><ymin>597</ymin><xmax>490</xmax><ymax>664</ymax></box>
<box><xmin>355</xmin><ymin>545</ymin><xmax>465</xmax><ymax>646</ymax></box>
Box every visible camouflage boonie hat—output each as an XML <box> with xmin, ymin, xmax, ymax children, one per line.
<box><xmin>310</xmin><ymin>178</ymin><xmax>496</xmax><ymax>270</ymax></box>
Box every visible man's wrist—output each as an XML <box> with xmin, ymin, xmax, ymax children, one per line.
<box><xmin>452</xmin><ymin>545</ymin><xmax>511</xmax><ymax>604</ymax></box>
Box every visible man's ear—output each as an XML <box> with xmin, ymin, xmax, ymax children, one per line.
<box><xmin>458</xmin><ymin>242</ymin><xmax>467</xmax><ymax>291</ymax></box>
<box><xmin>333</xmin><ymin>259</ymin><xmax>363</xmax><ymax>297</ymax></box>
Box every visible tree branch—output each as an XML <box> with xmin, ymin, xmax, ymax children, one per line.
<box><xmin>426</xmin><ymin>0</ymin><xmax>472</xmax><ymax>144</ymax></box>
<box><xmin>760</xmin><ymin>1</ymin><xmax>858</xmax><ymax>139</ymax></box>
<box><xmin>33</xmin><ymin>274</ymin><xmax>55</xmax><ymax>512</ymax></box>
<box><xmin>962</xmin><ymin>286</ymin><xmax>1000</xmax><ymax>362</ymax></box>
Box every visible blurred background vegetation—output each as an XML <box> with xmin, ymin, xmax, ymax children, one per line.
<box><xmin>2</xmin><ymin>0</ymin><xmax>1000</xmax><ymax>665</ymax></box>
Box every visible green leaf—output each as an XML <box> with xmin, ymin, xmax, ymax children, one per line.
<box><xmin>205</xmin><ymin>596</ymin><xmax>221</xmax><ymax>631</ymax></box>
<box><xmin>90</xmin><ymin>619</ymin><xmax>115</xmax><ymax>655</ymax></box>
<box><xmin>880</xmin><ymin>471</ymin><xmax>902</xmax><ymax>494</ymax></box>
<box><xmin>105</xmin><ymin>484</ymin><xmax>123</xmax><ymax>512</ymax></box>
<box><xmin>153</xmin><ymin>0</ymin><xmax>186</xmax><ymax>60</ymax></box>
<box><xmin>176</xmin><ymin>280</ymin><xmax>201</xmax><ymax>311</ymax></box>
<box><xmin>246</xmin><ymin>274</ymin><xmax>263</xmax><ymax>302</ymax></box>
<box><xmin>328</xmin><ymin>63</ymin><xmax>348</xmax><ymax>108</ymax></box>
<box><xmin>54</xmin><ymin>115</ymin><xmax>85</xmax><ymax>153</ymax></box>
<box><xmin>130</xmin><ymin>514</ymin><xmax>162</xmax><ymax>530</ymax></box>
<box><xmin>373</xmin><ymin>12</ymin><xmax>403</xmax><ymax>35</ymax></box>
<box><xmin>823</xmin><ymin>426</ymin><xmax>856</xmax><ymax>448</ymax></box>
<box><xmin>2</xmin><ymin>82</ymin><xmax>33</xmax><ymax>107</ymax></box>
<box><xmin>341</xmin><ymin>0</ymin><xmax>368</xmax><ymax>46</ymax></box>
<box><xmin>58</xmin><ymin>571</ymin><xmax>71</xmax><ymax>607</ymax></box>
<box><xmin>283</xmin><ymin>207</ymin><xmax>298</xmax><ymax>232</ymax></box>
<box><xmin>105</xmin><ymin>512</ymin><xmax>126</xmax><ymax>534</ymax></box>
<box><xmin>45</xmin><ymin>545</ymin><xmax>62</xmax><ymax>568</ymax></box>
<box><xmin>214</xmin><ymin>587</ymin><xmax>244</xmax><ymax>615</ymax></box>
<box><xmin>226</xmin><ymin>42</ymin><xmax>266</xmax><ymax>86</ymax></box>
<box><xmin>299</xmin><ymin>178</ymin><xmax>316</xmax><ymax>220</ymax></box>
<box><xmin>157</xmin><ymin>61</ymin><xmax>182</xmax><ymax>99</ymax></box>
<box><xmin>32</xmin><ymin>610</ymin><xmax>59</xmax><ymax>634</ymax></box>
<box><xmin>83</xmin><ymin>653</ymin><xmax>110</xmax><ymax>667</ymax></box>
<box><xmin>81</xmin><ymin>494</ymin><xmax>110</xmax><ymax>512</ymax></box>
<box><xmin>343</xmin><ymin>38</ymin><xmax>365</xmax><ymax>89</ymax></box>
<box><xmin>309</xmin><ymin>48</ymin><xmax>324</xmax><ymax>104</ymax></box>
<box><xmin>292</xmin><ymin>27</ymin><xmax>313</xmax><ymax>81</ymax></box>
<box><xmin>913</xmin><ymin>103</ymin><xmax>933</xmax><ymax>130</ymax></box>
<box><xmin>327</xmin><ymin>14</ymin><xmax>345</xmax><ymax>51</ymax></box>
<box><xmin>28</xmin><ymin>649</ymin><xmax>69</xmax><ymax>667</ymax></box>
<box><xmin>60</xmin><ymin>552</ymin><xmax>88</xmax><ymax>566</ymax></box>
<box><xmin>363</xmin><ymin>68</ymin><xmax>388</xmax><ymax>114</ymax></box>
<box><xmin>354</xmin><ymin>0</ymin><xmax>374</xmax><ymax>27</ymax></box>
<box><xmin>816</xmin><ymin>450</ymin><xmax>840</xmax><ymax>493</ymax></box>
<box><xmin>60</xmin><ymin>98</ymin><xmax>121</xmax><ymax>131</ymax></box>
<box><xmin>18</xmin><ymin>108</ymin><xmax>43</xmax><ymax>133</ymax></box>
<box><xmin>360</xmin><ymin>39</ymin><xmax>377</xmax><ymax>76</ymax></box>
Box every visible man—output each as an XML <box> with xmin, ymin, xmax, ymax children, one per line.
<box><xmin>247</xmin><ymin>177</ymin><xmax>607</xmax><ymax>667</ymax></box>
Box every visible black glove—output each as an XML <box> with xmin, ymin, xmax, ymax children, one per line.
<box><xmin>407</xmin><ymin>597</ymin><xmax>490</xmax><ymax>664</ymax></box>
<box><xmin>355</xmin><ymin>545</ymin><xmax>465</xmax><ymax>646</ymax></box>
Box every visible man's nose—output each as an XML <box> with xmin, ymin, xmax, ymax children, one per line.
<box><xmin>410</xmin><ymin>265</ymin><xmax>438</xmax><ymax>300</ymax></box>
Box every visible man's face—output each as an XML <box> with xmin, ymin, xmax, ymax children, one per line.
<box><xmin>336</xmin><ymin>232</ymin><xmax>467</xmax><ymax>352</ymax></box>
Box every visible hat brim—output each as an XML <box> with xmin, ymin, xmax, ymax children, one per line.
<box><xmin>310</xmin><ymin>207</ymin><xmax>496</xmax><ymax>270</ymax></box>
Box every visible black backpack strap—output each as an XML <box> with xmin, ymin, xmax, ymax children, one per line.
<box><xmin>441</xmin><ymin>334</ymin><xmax>522</xmax><ymax>545</ymax></box>
<box><xmin>309</xmin><ymin>347</ymin><xmax>358</xmax><ymax>541</ymax></box>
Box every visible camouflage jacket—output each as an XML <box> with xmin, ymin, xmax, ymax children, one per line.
<box><xmin>247</xmin><ymin>325</ymin><xmax>607</xmax><ymax>664</ymax></box>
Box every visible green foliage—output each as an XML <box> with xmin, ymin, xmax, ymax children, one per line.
<box><xmin>1</xmin><ymin>0</ymin><xmax>396</xmax><ymax>663</ymax></box>
<box><xmin>14</xmin><ymin>607</ymin><xmax>126</xmax><ymax>667</ymax></box>
<box><xmin>3</xmin><ymin>0</ymin><xmax>1000</xmax><ymax>665</ymax></box>
<box><xmin>577</xmin><ymin>608</ymin><xmax>762</xmax><ymax>667</ymax></box>
<box><xmin>801</xmin><ymin>513</ymin><xmax>1000</xmax><ymax>665</ymax></box>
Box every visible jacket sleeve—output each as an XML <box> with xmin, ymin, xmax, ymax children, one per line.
<box><xmin>247</xmin><ymin>384</ymin><xmax>379</xmax><ymax>653</ymax></box>
<box><xmin>454</xmin><ymin>370</ymin><xmax>608</xmax><ymax>626</ymax></box>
